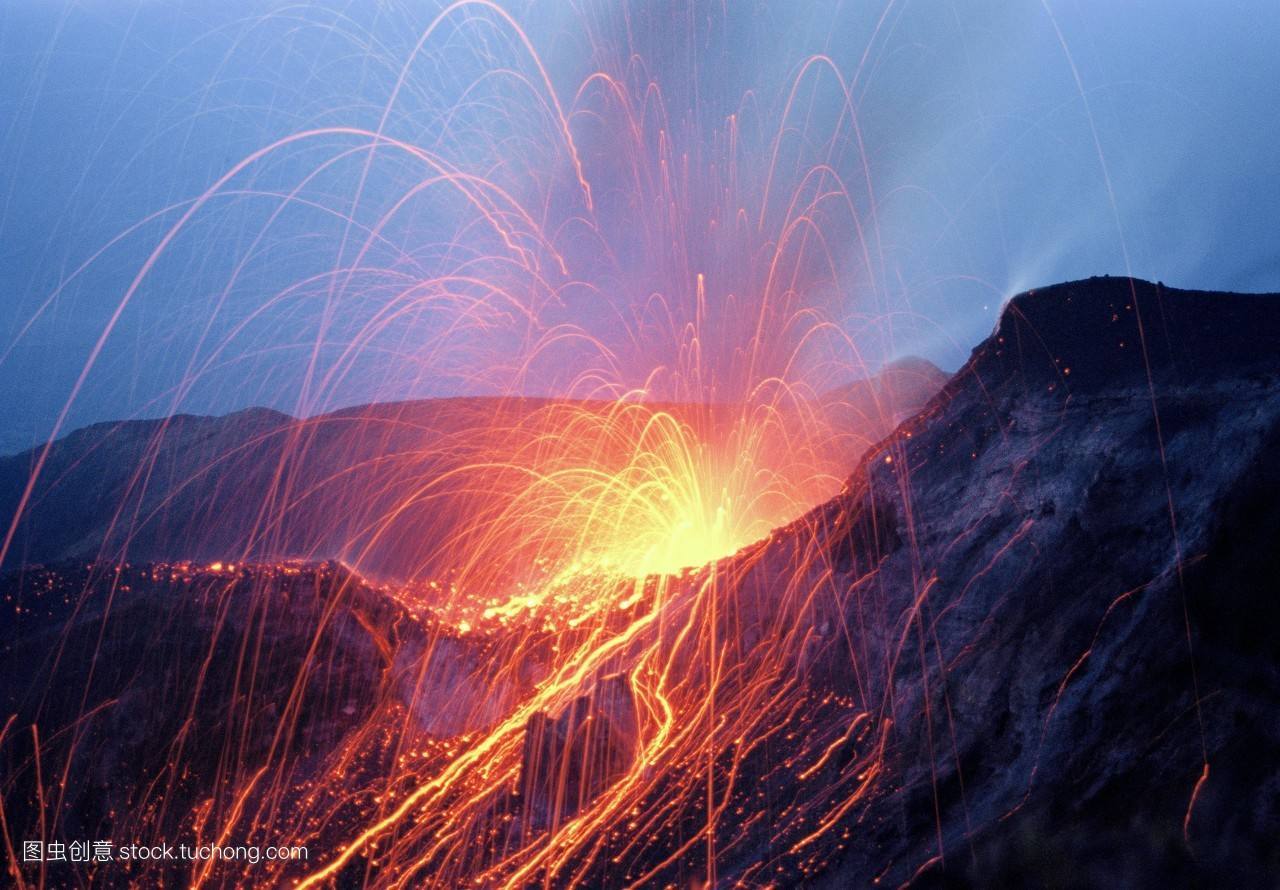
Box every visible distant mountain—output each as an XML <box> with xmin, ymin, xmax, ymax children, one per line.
<box><xmin>0</xmin><ymin>362</ymin><xmax>946</xmax><ymax>579</ymax></box>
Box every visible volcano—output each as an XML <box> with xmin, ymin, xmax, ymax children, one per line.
<box><xmin>2</xmin><ymin>277</ymin><xmax>1278</xmax><ymax>887</ymax></box>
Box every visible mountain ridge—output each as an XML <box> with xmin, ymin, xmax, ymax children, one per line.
<box><xmin>0</xmin><ymin>360</ymin><xmax>947</xmax><ymax>577</ymax></box>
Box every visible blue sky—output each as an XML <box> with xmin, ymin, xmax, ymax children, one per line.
<box><xmin>1</xmin><ymin>0</ymin><xmax>1277</xmax><ymax>452</ymax></box>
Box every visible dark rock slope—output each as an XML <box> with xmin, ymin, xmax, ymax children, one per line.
<box><xmin>0</xmin><ymin>563</ymin><xmax>402</xmax><ymax>874</ymax></box>
<box><xmin>792</xmin><ymin>277</ymin><xmax>1280</xmax><ymax>886</ymax></box>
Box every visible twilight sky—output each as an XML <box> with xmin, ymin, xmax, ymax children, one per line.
<box><xmin>1</xmin><ymin>0</ymin><xmax>1277</xmax><ymax>453</ymax></box>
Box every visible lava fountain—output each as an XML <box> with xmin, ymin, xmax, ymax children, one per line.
<box><xmin>2</xmin><ymin>2</ymin><xmax>926</xmax><ymax>887</ymax></box>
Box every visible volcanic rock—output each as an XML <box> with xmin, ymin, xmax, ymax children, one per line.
<box><xmin>519</xmin><ymin>673</ymin><xmax>640</xmax><ymax>829</ymax></box>
<box><xmin>794</xmin><ymin>277</ymin><xmax>1280</xmax><ymax>886</ymax></box>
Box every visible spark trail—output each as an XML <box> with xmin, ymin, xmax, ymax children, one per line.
<box><xmin>2</xmin><ymin>2</ymin><xmax>927</xmax><ymax>887</ymax></box>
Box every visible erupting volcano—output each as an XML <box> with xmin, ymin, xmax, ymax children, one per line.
<box><xmin>2</xmin><ymin>2</ymin><xmax>1278</xmax><ymax>888</ymax></box>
